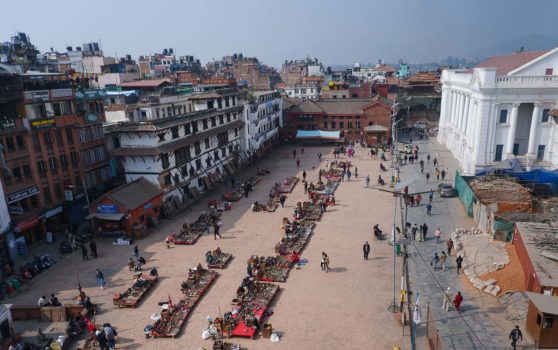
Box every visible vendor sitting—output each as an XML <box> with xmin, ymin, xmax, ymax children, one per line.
<box><xmin>50</xmin><ymin>293</ymin><xmax>61</xmax><ymax>307</ymax></box>
<box><xmin>251</xmin><ymin>201</ymin><xmax>261</xmax><ymax>212</ymax></box>
<box><xmin>76</xmin><ymin>290</ymin><xmax>87</xmax><ymax>305</ymax></box>
<box><xmin>38</xmin><ymin>295</ymin><xmax>49</xmax><ymax>307</ymax></box>
<box><xmin>150</xmin><ymin>267</ymin><xmax>158</xmax><ymax>277</ymax></box>
<box><xmin>205</xmin><ymin>251</ymin><xmax>215</xmax><ymax>264</ymax></box>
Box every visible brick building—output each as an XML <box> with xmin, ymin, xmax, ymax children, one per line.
<box><xmin>281</xmin><ymin>97</ymin><xmax>393</xmax><ymax>144</ymax></box>
<box><xmin>0</xmin><ymin>70</ymin><xmax>110</xmax><ymax>253</ymax></box>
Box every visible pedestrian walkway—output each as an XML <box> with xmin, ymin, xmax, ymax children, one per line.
<box><xmin>399</xmin><ymin>135</ymin><xmax>516</xmax><ymax>350</ymax></box>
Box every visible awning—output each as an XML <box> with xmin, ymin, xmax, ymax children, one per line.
<box><xmin>86</xmin><ymin>213</ymin><xmax>125</xmax><ymax>221</ymax></box>
<box><xmin>296</xmin><ymin>130</ymin><xmax>341</xmax><ymax>140</ymax></box>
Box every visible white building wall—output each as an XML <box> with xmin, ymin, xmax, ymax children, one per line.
<box><xmin>0</xmin><ymin>180</ymin><xmax>11</xmax><ymax>235</ymax></box>
<box><xmin>439</xmin><ymin>64</ymin><xmax>558</xmax><ymax>175</ymax></box>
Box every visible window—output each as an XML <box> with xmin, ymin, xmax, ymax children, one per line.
<box><xmin>331</xmin><ymin>121</ymin><xmax>336</xmax><ymax>129</ymax></box>
<box><xmin>184</xmin><ymin>123</ymin><xmax>191</xmax><ymax>135</ymax></box>
<box><xmin>537</xmin><ymin>145</ymin><xmax>546</xmax><ymax>161</ymax></box>
<box><xmin>5</xmin><ymin>137</ymin><xmax>14</xmax><ymax>152</ymax></box>
<box><xmin>175</xmin><ymin>147</ymin><xmax>191</xmax><ymax>165</ymax></box>
<box><xmin>499</xmin><ymin>110</ymin><xmax>508</xmax><ymax>124</ymax></box>
<box><xmin>214</xmin><ymin>150</ymin><xmax>220</xmax><ymax>160</ymax></box>
<box><xmin>545</xmin><ymin>68</ymin><xmax>553</xmax><ymax>76</ymax></box>
<box><xmin>194</xmin><ymin>142</ymin><xmax>201</xmax><ymax>155</ymax></box>
<box><xmin>219</xmin><ymin>115</ymin><xmax>224</xmax><ymax>124</ymax></box>
<box><xmin>171</xmin><ymin>127</ymin><xmax>179</xmax><ymax>139</ymax></box>
<box><xmin>29</xmin><ymin>194</ymin><xmax>38</xmax><ymax>208</ymax></box>
<box><xmin>60</xmin><ymin>154</ymin><xmax>68</xmax><ymax>169</ymax></box>
<box><xmin>23</xmin><ymin>165</ymin><xmax>32</xmax><ymax>180</ymax></box>
<box><xmin>542</xmin><ymin>109</ymin><xmax>550</xmax><ymax>123</ymax></box>
<box><xmin>339</xmin><ymin>122</ymin><xmax>344</xmax><ymax>128</ymax></box>
<box><xmin>78</xmin><ymin>128</ymin><xmax>90</xmax><ymax>143</ymax></box>
<box><xmin>348</xmin><ymin>121</ymin><xmax>353</xmax><ymax>128</ymax></box>
<box><xmin>234</xmin><ymin>128</ymin><xmax>238</xmax><ymax>137</ymax></box>
<box><xmin>54</xmin><ymin>183</ymin><xmax>63</xmax><ymax>200</ymax></box>
<box><xmin>195</xmin><ymin>159</ymin><xmax>202</xmax><ymax>170</ymax></box>
<box><xmin>161</xmin><ymin>153</ymin><xmax>170</xmax><ymax>169</ymax></box>
<box><xmin>217</xmin><ymin>99</ymin><xmax>222</xmax><ymax>109</ymax></box>
<box><xmin>66</xmin><ymin>128</ymin><xmax>74</xmax><ymax>145</ymax></box>
<box><xmin>49</xmin><ymin>157</ymin><xmax>57</xmax><ymax>170</ymax></box>
<box><xmin>43</xmin><ymin>187</ymin><xmax>52</xmax><ymax>205</ymax></box>
<box><xmin>202</xmin><ymin>119</ymin><xmax>208</xmax><ymax>129</ymax></box>
<box><xmin>211</xmin><ymin>117</ymin><xmax>216</xmax><ymax>127</ymax></box>
<box><xmin>225</xmin><ymin>97</ymin><xmax>230</xmax><ymax>108</ymax></box>
<box><xmin>192</xmin><ymin>122</ymin><xmax>199</xmax><ymax>133</ymax></box>
<box><xmin>226</xmin><ymin>114</ymin><xmax>231</xmax><ymax>123</ymax></box>
<box><xmin>55</xmin><ymin>129</ymin><xmax>64</xmax><ymax>147</ymax></box>
<box><xmin>16</xmin><ymin>135</ymin><xmax>25</xmax><ymax>151</ymax></box>
<box><xmin>53</xmin><ymin>102</ymin><xmax>62</xmax><ymax>116</ymax></box>
<box><xmin>494</xmin><ymin>144</ymin><xmax>504</xmax><ymax>161</ymax></box>
<box><xmin>158</xmin><ymin>133</ymin><xmax>165</xmax><ymax>142</ymax></box>
<box><xmin>12</xmin><ymin>168</ymin><xmax>22</xmax><ymax>183</ymax></box>
<box><xmin>513</xmin><ymin>143</ymin><xmax>519</xmax><ymax>155</ymax></box>
<box><xmin>204</xmin><ymin>138</ymin><xmax>210</xmax><ymax>149</ymax></box>
<box><xmin>207</xmin><ymin>100</ymin><xmax>214</xmax><ymax>109</ymax></box>
<box><xmin>206</xmin><ymin>157</ymin><xmax>212</xmax><ymax>167</ymax></box>
<box><xmin>163</xmin><ymin>173</ymin><xmax>171</xmax><ymax>186</ymax></box>
<box><xmin>37</xmin><ymin>160</ymin><xmax>47</xmax><ymax>174</ymax></box>
<box><xmin>542</xmin><ymin>316</ymin><xmax>554</xmax><ymax>329</ymax></box>
<box><xmin>221</xmin><ymin>148</ymin><xmax>227</xmax><ymax>158</ymax></box>
<box><xmin>70</xmin><ymin>151</ymin><xmax>79</xmax><ymax>165</ymax></box>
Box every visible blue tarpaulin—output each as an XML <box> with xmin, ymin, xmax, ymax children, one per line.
<box><xmin>295</xmin><ymin>130</ymin><xmax>341</xmax><ymax>140</ymax></box>
<box><xmin>476</xmin><ymin>159</ymin><xmax>558</xmax><ymax>184</ymax></box>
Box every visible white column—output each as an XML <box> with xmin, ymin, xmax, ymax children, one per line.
<box><xmin>455</xmin><ymin>93</ymin><xmax>462</xmax><ymax>129</ymax></box>
<box><xmin>527</xmin><ymin>103</ymin><xmax>541</xmax><ymax>155</ymax></box>
<box><xmin>462</xmin><ymin>96</ymin><xmax>471</xmax><ymax>134</ymax></box>
<box><xmin>505</xmin><ymin>103</ymin><xmax>520</xmax><ymax>157</ymax></box>
<box><xmin>458</xmin><ymin>94</ymin><xmax>466</xmax><ymax>133</ymax></box>
<box><xmin>450</xmin><ymin>91</ymin><xmax>458</xmax><ymax>129</ymax></box>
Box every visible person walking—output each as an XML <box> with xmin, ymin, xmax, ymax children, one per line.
<box><xmin>425</xmin><ymin>172</ymin><xmax>430</xmax><ymax>184</ymax></box>
<box><xmin>435</xmin><ymin>168</ymin><xmax>440</xmax><ymax>181</ymax></box>
<box><xmin>304</xmin><ymin>181</ymin><xmax>308</xmax><ymax>194</ymax></box>
<box><xmin>296</xmin><ymin>158</ymin><xmax>300</xmax><ymax>168</ymax></box>
<box><xmin>324</xmin><ymin>253</ymin><xmax>330</xmax><ymax>273</ymax></box>
<box><xmin>453</xmin><ymin>291</ymin><xmax>463</xmax><ymax>313</ymax></box>
<box><xmin>347</xmin><ymin>170</ymin><xmax>352</xmax><ymax>181</ymax></box>
<box><xmin>354</xmin><ymin>167</ymin><xmax>358</xmax><ymax>178</ymax></box>
<box><xmin>89</xmin><ymin>239</ymin><xmax>98</xmax><ymax>258</ymax></box>
<box><xmin>441</xmin><ymin>169</ymin><xmax>446</xmax><ymax>182</ymax></box>
<box><xmin>363</xmin><ymin>241</ymin><xmax>370</xmax><ymax>260</ymax></box>
<box><xmin>434</xmin><ymin>228</ymin><xmax>441</xmax><ymax>244</ymax></box>
<box><xmin>279</xmin><ymin>194</ymin><xmax>286</xmax><ymax>208</ymax></box>
<box><xmin>80</xmin><ymin>243</ymin><xmax>89</xmax><ymax>261</ymax></box>
<box><xmin>213</xmin><ymin>222</ymin><xmax>222</xmax><ymax>240</ymax></box>
<box><xmin>509</xmin><ymin>325</ymin><xmax>523</xmax><ymax>350</ymax></box>
<box><xmin>440</xmin><ymin>251</ymin><xmax>448</xmax><ymax>271</ymax></box>
<box><xmin>95</xmin><ymin>269</ymin><xmax>106</xmax><ymax>290</ymax></box>
<box><xmin>404</xmin><ymin>154</ymin><xmax>408</xmax><ymax>164</ymax></box>
<box><xmin>427</xmin><ymin>154</ymin><xmax>431</xmax><ymax>163</ymax></box>
<box><xmin>442</xmin><ymin>287</ymin><xmax>453</xmax><ymax>311</ymax></box>
<box><xmin>431</xmin><ymin>253</ymin><xmax>440</xmax><ymax>269</ymax></box>
<box><xmin>365</xmin><ymin>175</ymin><xmax>370</xmax><ymax>188</ymax></box>
<box><xmin>134</xmin><ymin>245</ymin><xmax>139</xmax><ymax>258</ymax></box>
<box><xmin>318</xmin><ymin>152</ymin><xmax>322</xmax><ymax>161</ymax></box>
<box><xmin>426</xmin><ymin>203</ymin><xmax>432</xmax><ymax>216</ymax></box>
<box><xmin>103</xmin><ymin>323</ymin><xmax>118</xmax><ymax>350</ymax></box>
<box><xmin>433</xmin><ymin>157</ymin><xmax>438</xmax><ymax>167</ymax></box>
<box><xmin>447</xmin><ymin>238</ymin><xmax>454</xmax><ymax>256</ymax></box>
<box><xmin>302</xmin><ymin>170</ymin><xmax>307</xmax><ymax>182</ymax></box>
<box><xmin>420</xmin><ymin>164</ymin><xmax>424</xmax><ymax>174</ymax></box>
<box><xmin>411</xmin><ymin>223</ymin><xmax>418</xmax><ymax>240</ymax></box>
<box><xmin>422</xmin><ymin>223</ymin><xmax>429</xmax><ymax>241</ymax></box>
<box><xmin>456</xmin><ymin>255</ymin><xmax>463</xmax><ymax>274</ymax></box>
<box><xmin>320</xmin><ymin>252</ymin><xmax>326</xmax><ymax>271</ymax></box>
<box><xmin>428</xmin><ymin>189</ymin><xmax>434</xmax><ymax>203</ymax></box>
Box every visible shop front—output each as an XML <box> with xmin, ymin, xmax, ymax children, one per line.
<box><xmin>87</xmin><ymin>178</ymin><xmax>163</xmax><ymax>239</ymax></box>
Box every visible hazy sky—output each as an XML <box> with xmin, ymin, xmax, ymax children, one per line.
<box><xmin>2</xmin><ymin>0</ymin><xmax>557</xmax><ymax>68</ymax></box>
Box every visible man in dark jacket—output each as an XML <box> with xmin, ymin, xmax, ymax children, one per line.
<box><xmin>363</xmin><ymin>241</ymin><xmax>371</xmax><ymax>260</ymax></box>
<box><xmin>89</xmin><ymin>240</ymin><xmax>98</xmax><ymax>258</ymax></box>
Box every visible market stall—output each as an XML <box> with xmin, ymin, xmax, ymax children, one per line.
<box><xmin>223</xmin><ymin>177</ymin><xmax>261</xmax><ymax>201</ymax></box>
<box><xmin>251</xmin><ymin>199</ymin><xmax>278</xmax><ymax>213</ymax></box>
<box><xmin>150</xmin><ymin>266</ymin><xmax>218</xmax><ymax>338</ymax></box>
<box><xmin>247</xmin><ymin>255</ymin><xmax>292</xmax><ymax>282</ymax></box>
<box><xmin>278</xmin><ymin>176</ymin><xmax>299</xmax><ymax>193</ymax></box>
<box><xmin>113</xmin><ymin>276</ymin><xmax>158</xmax><ymax>308</ymax></box>
<box><xmin>220</xmin><ymin>283</ymin><xmax>279</xmax><ymax>339</ymax></box>
<box><xmin>275</xmin><ymin>224</ymin><xmax>314</xmax><ymax>256</ymax></box>
<box><xmin>206</xmin><ymin>248</ymin><xmax>233</xmax><ymax>269</ymax></box>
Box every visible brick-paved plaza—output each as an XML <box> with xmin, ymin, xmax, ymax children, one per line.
<box><xmin>8</xmin><ymin>145</ymin><xmax>411</xmax><ymax>349</ymax></box>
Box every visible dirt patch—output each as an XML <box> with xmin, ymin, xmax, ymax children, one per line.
<box><xmin>480</xmin><ymin>244</ymin><xmax>525</xmax><ymax>296</ymax></box>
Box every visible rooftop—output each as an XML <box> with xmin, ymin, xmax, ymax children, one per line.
<box><xmin>119</xmin><ymin>78</ymin><xmax>172</xmax><ymax>88</ymax></box>
<box><xmin>471</xmin><ymin>50</ymin><xmax>549</xmax><ymax>75</ymax></box>
<box><xmin>516</xmin><ymin>222</ymin><xmax>558</xmax><ymax>288</ymax></box>
<box><xmin>102</xmin><ymin>177</ymin><xmax>163</xmax><ymax>210</ymax></box>
<box><xmin>469</xmin><ymin>176</ymin><xmax>532</xmax><ymax>206</ymax></box>
<box><xmin>526</xmin><ymin>292</ymin><xmax>558</xmax><ymax>314</ymax></box>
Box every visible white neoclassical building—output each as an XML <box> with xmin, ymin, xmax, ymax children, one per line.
<box><xmin>438</xmin><ymin>48</ymin><xmax>558</xmax><ymax>175</ymax></box>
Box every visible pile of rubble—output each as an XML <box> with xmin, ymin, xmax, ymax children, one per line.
<box><xmin>451</xmin><ymin>228</ymin><xmax>510</xmax><ymax>296</ymax></box>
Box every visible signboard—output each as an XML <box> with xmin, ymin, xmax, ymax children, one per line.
<box><xmin>14</xmin><ymin>216</ymin><xmax>40</xmax><ymax>232</ymax></box>
<box><xmin>6</xmin><ymin>186</ymin><xmax>39</xmax><ymax>204</ymax></box>
<box><xmin>0</xmin><ymin>119</ymin><xmax>16</xmax><ymax>130</ymax></box>
<box><xmin>8</xmin><ymin>206</ymin><xmax>23</xmax><ymax>215</ymax></box>
<box><xmin>97</xmin><ymin>204</ymin><xmax>118</xmax><ymax>213</ymax></box>
<box><xmin>85</xmin><ymin>113</ymin><xmax>98</xmax><ymax>124</ymax></box>
<box><xmin>64</xmin><ymin>190</ymin><xmax>74</xmax><ymax>201</ymax></box>
<box><xmin>43</xmin><ymin>206</ymin><xmax>63</xmax><ymax>219</ymax></box>
<box><xmin>30</xmin><ymin>118</ymin><xmax>56</xmax><ymax>130</ymax></box>
<box><xmin>144</xmin><ymin>202</ymin><xmax>153</xmax><ymax>210</ymax></box>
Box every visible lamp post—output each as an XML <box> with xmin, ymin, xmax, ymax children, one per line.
<box><xmin>67</xmin><ymin>179</ymin><xmax>92</xmax><ymax>217</ymax></box>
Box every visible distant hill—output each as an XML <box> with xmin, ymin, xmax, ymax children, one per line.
<box><xmin>470</xmin><ymin>33</ymin><xmax>558</xmax><ymax>60</ymax></box>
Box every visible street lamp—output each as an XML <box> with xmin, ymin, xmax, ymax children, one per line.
<box><xmin>66</xmin><ymin>179</ymin><xmax>92</xmax><ymax>217</ymax></box>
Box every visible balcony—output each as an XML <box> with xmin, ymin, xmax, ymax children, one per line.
<box><xmin>0</xmin><ymin>85</ymin><xmax>23</xmax><ymax>102</ymax></box>
<box><xmin>495</xmin><ymin>75</ymin><xmax>558</xmax><ymax>89</ymax></box>
<box><xmin>24</xmin><ymin>88</ymin><xmax>73</xmax><ymax>103</ymax></box>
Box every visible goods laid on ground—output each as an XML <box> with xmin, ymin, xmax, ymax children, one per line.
<box><xmin>275</xmin><ymin>225</ymin><xmax>314</xmax><ymax>256</ymax></box>
<box><xmin>248</xmin><ymin>255</ymin><xmax>293</xmax><ymax>283</ymax></box>
<box><xmin>220</xmin><ymin>283</ymin><xmax>279</xmax><ymax>338</ymax></box>
<box><xmin>213</xmin><ymin>340</ymin><xmax>241</xmax><ymax>350</ymax></box>
<box><xmin>168</xmin><ymin>210</ymin><xmax>221</xmax><ymax>245</ymax></box>
<box><xmin>223</xmin><ymin>177</ymin><xmax>261</xmax><ymax>201</ymax></box>
<box><xmin>113</xmin><ymin>276</ymin><xmax>158</xmax><ymax>308</ymax></box>
<box><xmin>294</xmin><ymin>201</ymin><xmax>322</xmax><ymax>222</ymax></box>
<box><xmin>251</xmin><ymin>199</ymin><xmax>278</xmax><ymax>212</ymax></box>
<box><xmin>150</xmin><ymin>266</ymin><xmax>217</xmax><ymax>338</ymax></box>
<box><xmin>278</xmin><ymin>176</ymin><xmax>299</xmax><ymax>193</ymax></box>
<box><xmin>206</xmin><ymin>247</ymin><xmax>233</xmax><ymax>269</ymax></box>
